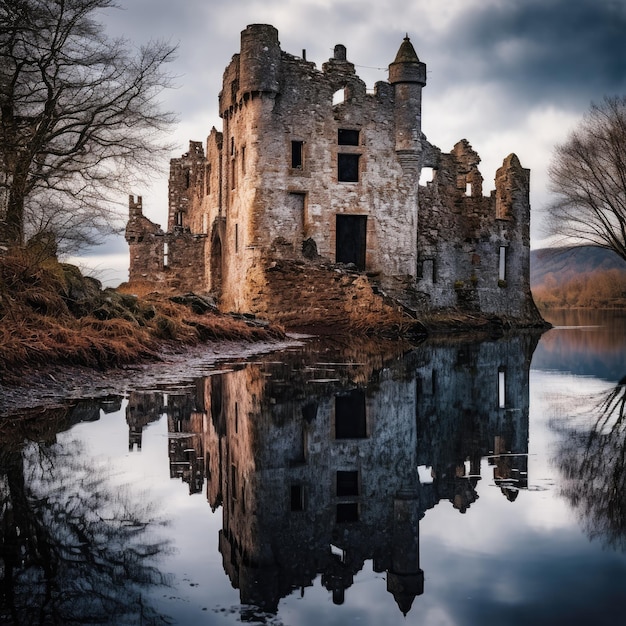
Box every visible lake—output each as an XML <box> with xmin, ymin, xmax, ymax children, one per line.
<box><xmin>1</xmin><ymin>310</ymin><xmax>625</xmax><ymax>625</ymax></box>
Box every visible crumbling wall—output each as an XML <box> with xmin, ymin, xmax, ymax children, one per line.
<box><xmin>125</xmin><ymin>195</ymin><xmax>208</xmax><ymax>292</ymax></box>
<box><xmin>126</xmin><ymin>195</ymin><xmax>165</xmax><ymax>285</ymax></box>
<box><xmin>415</xmin><ymin>141</ymin><xmax>537</xmax><ymax>320</ymax></box>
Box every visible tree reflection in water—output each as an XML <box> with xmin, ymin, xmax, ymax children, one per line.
<box><xmin>0</xmin><ymin>405</ymin><xmax>172</xmax><ymax>625</ymax></box>
<box><xmin>554</xmin><ymin>376</ymin><xmax>626</xmax><ymax>550</ymax></box>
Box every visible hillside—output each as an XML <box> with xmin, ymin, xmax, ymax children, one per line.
<box><xmin>531</xmin><ymin>245</ymin><xmax>626</xmax><ymax>286</ymax></box>
<box><xmin>530</xmin><ymin>246</ymin><xmax>626</xmax><ymax>309</ymax></box>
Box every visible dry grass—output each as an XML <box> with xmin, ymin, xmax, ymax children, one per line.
<box><xmin>0</xmin><ymin>248</ymin><xmax>284</xmax><ymax>380</ymax></box>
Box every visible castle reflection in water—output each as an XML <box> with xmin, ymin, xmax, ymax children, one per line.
<box><xmin>126</xmin><ymin>334</ymin><xmax>538</xmax><ymax>617</ymax></box>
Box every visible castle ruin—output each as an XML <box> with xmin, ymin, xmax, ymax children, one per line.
<box><xmin>126</xmin><ymin>24</ymin><xmax>541</xmax><ymax>328</ymax></box>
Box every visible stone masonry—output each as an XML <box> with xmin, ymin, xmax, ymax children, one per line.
<box><xmin>126</xmin><ymin>24</ymin><xmax>542</xmax><ymax>326</ymax></box>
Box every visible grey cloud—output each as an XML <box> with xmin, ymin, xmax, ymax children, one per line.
<box><xmin>435</xmin><ymin>0</ymin><xmax>626</xmax><ymax>109</ymax></box>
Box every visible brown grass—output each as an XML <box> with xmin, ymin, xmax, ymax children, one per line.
<box><xmin>0</xmin><ymin>248</ymin><xmax>284</xmax><ymax>380</ymax></box>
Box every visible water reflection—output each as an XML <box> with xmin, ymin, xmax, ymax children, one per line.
<box><xmin>4</xmin><ymin>320</ymin><xmax>626</xmax><ymax>624</ymax></box>
<box><xmin>123</xmin><ymin>334</ymin><xmax>539</xmax><ymax>619</ymax></box>
<box><xmin>553</xmin><ymin>376</ymin><xmax>626</xmax><ymax>550</ymax></box>
<box><xmin>0</xmin><ymin>402</ymin><xmax>171</xmax><ymax>625</ymax></box>
<box><xmin>533</xmin><ymin>309</ymin><xmax>626</xmax><ymax>380</ymax></box>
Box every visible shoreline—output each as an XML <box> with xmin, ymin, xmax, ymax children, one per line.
<box><xmin>0</xmin><ymin>336</ymin><xmax>306</xmax><ymax>417</ymax></box>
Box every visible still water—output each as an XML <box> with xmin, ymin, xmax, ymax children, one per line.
<box><xmin>1</xmin><ymin>311</ymin><xmax>625</xmax><ymax>625</ymax></box>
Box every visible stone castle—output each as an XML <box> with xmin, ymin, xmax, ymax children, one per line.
<box><xmin>126</xmin><ymin>24</ymin><xmax>540</xmax><ymax>328</ymax></box>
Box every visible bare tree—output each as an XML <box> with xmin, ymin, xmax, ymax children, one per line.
<box><xmin>547</xmin><ymin>96</ymin><xmax>626</xmax><ymax>262</ymax></box>
<box><xmin>0</xmin><ymin>0</ymin><xmax>177</xmax><ymax>254</ymax></box>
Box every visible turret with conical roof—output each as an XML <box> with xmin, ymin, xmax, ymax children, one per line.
<box><xmin>389</xmin><ymin>35</ymin><xmax>427</xmax><ymax>161</ymax></box>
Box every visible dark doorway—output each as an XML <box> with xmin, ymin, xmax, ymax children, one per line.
<box><xmin>335</xmin><ymin>215</ymin><xmax>367</xmax><ymax>270</ymax></box>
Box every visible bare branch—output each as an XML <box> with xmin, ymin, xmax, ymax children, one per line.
<box><xmin>547</xmin><ymin>96</ymin><xmax>626</xmax><ymax>261</ymax></box>
<box><xmin>0</xmin><ymin>0</ymin><xmax>177</xmax><ymax>253</ymax></box>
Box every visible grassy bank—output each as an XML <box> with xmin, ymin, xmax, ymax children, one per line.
<box><xmin>0</xmin><ymin>248</ymin><xmax>285</xmax><ymax>380</ymax></box>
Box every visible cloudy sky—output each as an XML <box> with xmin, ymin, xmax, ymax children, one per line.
<box><xmin>76</xmin><ymin>0</ymin><xmax>626</xmax><ymax>285</ymax></box>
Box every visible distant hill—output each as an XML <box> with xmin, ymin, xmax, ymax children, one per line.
<box><xmin>531</xmin><ymin>245</ymin><xmax>626</xmax><ymax>288</ymax></box>
<box><xmin>530</xmin><ymin>245</ymin><xmax>626</xmax><ymax>309</ymax></box>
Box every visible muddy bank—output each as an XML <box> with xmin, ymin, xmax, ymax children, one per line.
<box><xmin>0</xmin><ymin>337</ymin><xmax>306</xmax><ymax>417</ymax></box>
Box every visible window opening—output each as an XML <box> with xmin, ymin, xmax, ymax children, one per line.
<box><xmin>163</xmin><ymin>241</ymin><xmax>169</xmax><ymax>267</ymax></box>
<box><xmin>419</xmin><ymin>167</ymin><xmax>434</xmax><ymax>185</ymax></box>
<box><xmin>290</xmin><ymin>485</ymin><xmax>304</xmax><ymax>512</ymax></box>
<box><xmin>498</xmin><ymin>368</ymin><xmax>506</xmax><ymax>409</ymax></box>
<box><xmin>338</xmin><ymin>129</ymin><xmax>359</xmax><ymax>146</ymax></box>
<box><xmin>338</xmin><ymin>154</ymin><xmax>360</xmax><ymax>182</ymax></box>
<box><xmin>499</xmin><ymin>246</ymin><xmax>507</xmax><ymax>281</ymax></box>
<box><xmin>175</xmin><ymin>211</ymin><xmax>183</xmax><ymax>227</ymax></box>
<box><xmin>335</xmin><ymin>389</ymin><xmax>367</xmax><ymax>439</ymax></box>
<box><xmin>205</xmin><ymin>164</ymin><xmax>211</xmax><ymax>195</ymax></box>
<box><xmin>333</xmin><ymin>88</ymin><xmax>346</xmax><ymax>106</ymax></box>
<box><xmin>465</xmin><ymin>182</ymin><xmax>472</xmax><ymax>196</ymax></box>
<box><xmin>235</xmin><ymin>224</ymin><xmax>239</xmax><ymax>253</ymax></box>
<box><xmin>230</xmin><ymin>464</ymin><xmax>237</xmax><ymax>499</ymax></box>
<box><xmin>420</xmin><ymin>259</ymin><xmax>436</xmax><ymax>283</ymax></box>
<box><xmin>336</xmin><ymin>471</ymin><xmax>359</xmax><ymax>497</ymax></box>
<box><xmin>241</xmin><ymin>145</ymin><xmax>246</xmax><ymax>174</ymax></box>
<box><xmin>291</xmin><ymin>140</ymin><xmax>303</xmax><ymax>168</ymax></box>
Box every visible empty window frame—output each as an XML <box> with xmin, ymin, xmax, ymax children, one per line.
<box><xmin>291</xmin><ymin>140</ymin><xmax>304</xmax><ymax>168</ymax></box>
<box><xmin>419</xmin><ymin>167</ymin><xmax>434</xmax><ymax>185</ymax></box>
<box><xmin>336</xmin><ymin>471</ymin><xmax>359</xmax><ymax>497</ymax></box>
<box><xmin>498</xmin><ymin>367</ymin><xmax>506</xmax><ymax>409</ymax></box>
<box><xmin>230</xmin><ymin>464</ymin><xmax>237</xmax><ymax>499</ymax></box>
<box><xmin>163</xmin><ymin>241</ymin><xmax>169</xmax><ymax>267</ymax></box>
<box><xmin>205</xmin><ymin>164</ymin><xmax>211</xmax><ymax>195</ymax></box>
<box><xmin>338</xmin><ymin>153</ymin><xmax>360</xmax><ymax>182</ymax></box>
<box><xmin>338</xmin><ymin>129</ymin><xmax>359</xmax><ymax>146</ymax></box>
<box><xmin>335</xmin><ymin>389</ymin><xmax>367</xmax><ymax>439</ymax></box>
<box><xmin>290</xmin><ymin>484</ymin><xmax>305</xmax><ymax>512</ymax></box>
<box><xmin>499</xmin><ymin>246</ymin><xmax>507</xmax><ymax>281</ymax></box>
<box><xmin>418</xmin><ymin>258</ymin><xmax>436</xmax><ymax>283</ymax></box>
<box><xmin>332</xmin><ymin>88</ymin><xmax>346</xmax><ymax>106</ymax></box>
